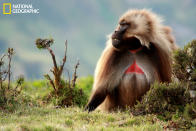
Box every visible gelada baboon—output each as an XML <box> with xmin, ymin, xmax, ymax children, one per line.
<box><xmin>85</xmin><ymin>9</ymin><xmax>177</xmax><ymax>112</ymax></box>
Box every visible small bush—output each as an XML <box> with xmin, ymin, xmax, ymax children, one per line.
<box><xmin>0</xmin><ymin>84</ymin><xmax>35</xmax><ymax>112</ymax></box>
<box><xmin>173</xmin><ymin>39</ymin><xmax>196</xmax><ymax>82</ymax></box>
<box><xmin>131</xmin><ymin>82</ymin><xmax>194</xmax><ymax>129</ymax></box>
<box><xmin>48</xmin><ymin>81</ymin><xmax>88</xmax><ymax>107</ymax></box>
<box><xmin>172</xmin><ymin>39</ymin><xmax>196</xmax><ymax>119</ymax></box>
<box><xmin>35</xmin><ymin>38</ymin><xmax>88</xmax><ymax>107</ymax></box>
<box><xmin>132</xmin><ymin>83</ymin><xmax>192</xmax><ymax>118</ymax></box>
<box><xmin>0</xmin><ymin>48</ymin><xmax>32</xmax><ymax>111</ymax></box>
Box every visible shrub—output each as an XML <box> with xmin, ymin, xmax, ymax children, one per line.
<box><xmin>173</xmin><ymin>39</ymin><xmax>196</xmax><ymax>82</ymax></box>
<box><xmin>132</xmin><ymin>83</ymin><xmax>192</xmax><ymax>118</ymax></box>
<box><xmin>0</xmin><ymin>48</ymin><xmax>30</xmax><ymax>111</ymax></box>
<box><xmin>172</xmin><ymin>39</ymin><xmax>196</xmax><ymax>118</ymax></box>
<box><xmin>131</xmin><ymin>82</ymin><xmax>195</xmax><ymax>129</ymax></box>
<box><xmin>35</xmin><ymin>38</ymin><xmax>87</xmax><ymax>107</ymax></box>
<box><xmin>46</xmin><ymin>80</ymin><xmax>88</xmax><ymax>107</ymax></box>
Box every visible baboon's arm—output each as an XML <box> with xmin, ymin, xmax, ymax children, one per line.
<box><xmin>85</xmin><ymin>87</ymin><xmax>107</xmax><ymax>112</ymax></box>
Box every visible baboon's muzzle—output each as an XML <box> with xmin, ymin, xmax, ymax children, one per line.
<box><xmin>112</xmin><ymin>24</ymin><xmax>129</xmax><ymax>49</ymax></box>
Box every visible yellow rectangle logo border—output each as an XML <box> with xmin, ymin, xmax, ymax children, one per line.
<box><xmin>3</xmin><ymin>3</ymin><xmax>11</xmax><ymax>14</ymax></box>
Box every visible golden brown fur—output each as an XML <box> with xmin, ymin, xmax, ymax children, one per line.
<box><xmin>85</xmin><ymin>9</ymin><xmax>177</xmax><ymax>112</ymax></box>
<box><xmin>162</xmin><ymin>26</ymin><xmax>178</xmax><ymax>50</ymax></box>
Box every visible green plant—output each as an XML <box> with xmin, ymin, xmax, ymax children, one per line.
<box><xmin>36</xmin><ymin>38</ymin><xmax>66</xmax><ymax>92</ymax></box>
<box><xmin>35</xmin><ymin>38</ymin><xmax>87</xmax><ymax>107</ymax></box>
<box><xmin>173</xmin><ymin>39</ymin><xmax>196</xmax><ymax>82</ymax></box>
<box><xmin>173</xmin><ymin>39</ymin><xmax>196</xmax><ymax>118</ymax></box>
<box><xmin>0</xmin><ymin>48</ymin><xmax>27</xmax><ymax>111</ymax></box>
<box><xmin>132</xmin><ymin>83</ymin><xmax>192</xmax><ymax>116</ymax></box>
<box><xmin>131</xmin><ymin>82</ymin><xmax>194</xmax><ymax>129</ymax></box>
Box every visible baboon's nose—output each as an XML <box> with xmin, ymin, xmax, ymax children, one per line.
<box><xmin>112</xmin><ymin>25</ymin><xmax>129</xmax><ymax>40</ymax></box>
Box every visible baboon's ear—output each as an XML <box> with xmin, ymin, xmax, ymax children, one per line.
<box><xmin>85</xmin><ymin>88</ymin><xmax>107</xmax><ymax>112</ymax></box>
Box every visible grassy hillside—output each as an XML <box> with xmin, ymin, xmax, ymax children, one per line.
<box><xmin>0</xmin><ymin>0</ymin><xmax>196</xmax><ymax>79</ymax></box>
<box><xmin>0</xmin><ymin>107</ymin><xmax>166</xmax><ymax>130</ymax></box>
<box><xmin>0</xmin><ymin>78</ymin><xmax>195</xmax><ymax>130</ymax></box>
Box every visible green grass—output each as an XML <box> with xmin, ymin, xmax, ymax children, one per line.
<box><xmin>22</xmin><ymin>80</ymin><xmax>52</xmax><ymax>100</ymax></box>
<box><xmin>0</xmin><ymin>77</ymin><xmax>196</xmax><ymax>130</ymax></box>
<box><xmin>0</xmin><ymin>106</ymin><xmax>165</xmax><ymax>131</ymax></box>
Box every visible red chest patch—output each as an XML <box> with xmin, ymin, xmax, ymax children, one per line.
<box><xmin>125</xmin><ymin>60</ymin><xmax>144</xmax><ymax>74</ymax></box>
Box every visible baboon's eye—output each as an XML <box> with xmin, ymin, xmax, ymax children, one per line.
<box><xmin>119</xmin><ymin>21</ymin><xmax>130</xmax><ymax>26</ymax></box>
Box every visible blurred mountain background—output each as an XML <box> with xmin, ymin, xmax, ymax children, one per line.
<box><xmin>0</xmin><ymin>0</ymin><xmax>196</xmax><ymax>79</ymax></box>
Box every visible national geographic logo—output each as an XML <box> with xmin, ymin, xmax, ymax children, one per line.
<box><xmin>3</xmin><ymin>3</ymin><xmax>11</xmax><ymax>14</ymax></box>
<box><xmin>3</xmin><ymin>3</ymin><xmax>39</xmax><ymax>14</ymax></box>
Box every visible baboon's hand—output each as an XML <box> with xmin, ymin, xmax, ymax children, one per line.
<box><xmin>85</xmin><ymin>89</ymin><xmax>107</xmax><ymax>112</ymax></box>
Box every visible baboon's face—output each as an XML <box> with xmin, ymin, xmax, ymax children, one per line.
<box><xmin>111</xmin><ymin>13</ymin><xmax>151</xmax><ymax>51</ymax></box>
<box><xmin>111</xmin><ymin>20</ymin><xmax>142</xmax><ymax>51</ymax></box>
